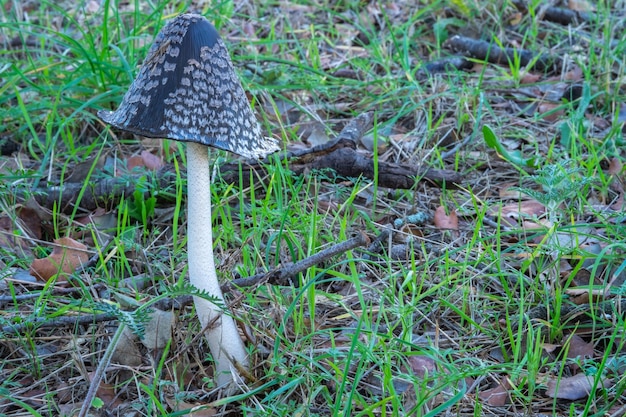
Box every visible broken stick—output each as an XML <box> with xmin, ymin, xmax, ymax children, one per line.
<box><xmin>224</xmin><ymin>232</ymin><xmax>369</xmax><ymax>290</ymax></box>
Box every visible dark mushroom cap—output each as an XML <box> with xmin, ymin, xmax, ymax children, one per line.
<box><xmin>98</xmin><ymin>13</ymin><xmax>279</xmax><ymax>159</ymax></box>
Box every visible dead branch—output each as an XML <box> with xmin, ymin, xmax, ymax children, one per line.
<box><xmin>510</xmin><ymin>298</ymin><xmax>626</xmax><ymax>332</ymax></box>
<box><xmin>511</xmin><ymin>0</ymin><xmax>594</xmax><ymax>25</ymax></box>
<box><xmin>416</xmin><ymin>56</ymin><xmax>473</xmax><ymax>79</ymax></box>
<box><xmin>33</xmin><ymin>112</ymin><xmax>462</xmax><ymax>212</ymax></box>
<box><xmin>444</xmin><ymin>35</ymin><xmax>562</xmax><ymax>73</ymax></box>
<box><xmin>224</xmin><ymin>232</ymin><xmax>369</xmax><ymax>290</ymax></box>
<box><xmin>1</xmin><ymin>312</ymin><xmax>116</xmax><ymax>334</ymax></box>
<box><xmin>221</xmin><ymin>112</ymin><xmax>462</xmax><ymax>189</ymax></box>
<box><xmin>31</xmin><ymin>168</ymin><xmax>178</xmax><ymax>213</ymax></box>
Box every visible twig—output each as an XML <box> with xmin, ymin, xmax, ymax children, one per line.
<box><xmin>362</xmin><ymin>228</ymin><xmax>392</xmax><ymax>259</ymax></box>
<box><xmin>415</xmin><ymin>56</ymin><xmax>473</xmax><ymax>79</ymax></box>
<box><xmin>224</xmin><ymin>232</ymin><xmax>369</xmax><ymax>290</ymax></box>
<box><xmin>0</xmin><ymin>283</ymin><xmax>109</xmax><ymax>305</ymax></box>
<box><xmin>282</xmin><ymin>111</ymin><xmax>373</xmax><ymax>159</ymax></box>
<box><xmin>78</xmin><ymin>323</ymin><xmax>126</xmax><ymax>417</ymax></box>
<box><xmin>509</xmin><ymin>298</ymin><xmax>626</xmax><ymax>332</ymax></box>
<box><xmin>444</xmin><ymin>35</ymin><xmax>562</xmax><ymax>73</ymax></box>
<box><xmin>511</xmin><ymin>0</ymin><xmax>594</xmax><ymax>25</ymax></box>
<box><xmin>32</xmin><ymin>112</ymin><xmax>460</xmax><ymax>213</ymax></box>
<box><xmin>0</xmin><ymin>312</ymin><xmax>116</xmax><ymax>334</ymax></box>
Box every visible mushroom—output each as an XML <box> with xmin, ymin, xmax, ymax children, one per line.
<box><xmin>98</xmin><ymin>13</ymin><xmax>279</xmax><ymax>387</ymax></box>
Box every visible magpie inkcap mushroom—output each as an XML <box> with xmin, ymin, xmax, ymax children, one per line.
<box><xmin>99</xmin><ymin>13</ymin><xmax>279</xmax><ymax>388</ymax></box>
<box><xmin>98</xmin><ymin>13</ymin><xmax>279</xmax><ymax>159</ymax></box>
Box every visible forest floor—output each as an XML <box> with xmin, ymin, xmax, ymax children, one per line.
<box><xmin>1</xmin><ymin>0</ymin><xmax>626</xmax><ymax>416</ymax></box>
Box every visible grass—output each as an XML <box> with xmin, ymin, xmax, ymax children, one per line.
<box><xmin>1</xmin><ymin>0</ymin><xmax>626</xmax><ymax>415</ymax></box>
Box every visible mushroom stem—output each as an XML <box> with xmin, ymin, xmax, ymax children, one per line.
<box><xmin>186</xmin><ymin>141</ymin><xmax>249</xmax><ymax>387</ymax></box>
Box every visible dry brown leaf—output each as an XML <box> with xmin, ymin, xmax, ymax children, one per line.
<box><xmin>15</xmin><ymin>206</ymin><xmax>43</xmax><ymax>240</ymax></box>
<box><xmin>566</xmin><ymin>287</ymin><xmax>592</xmax><ymax>304</ymax></box>
<box><xmin>55</xmin><ymin>382</ymin><xmax>74</xmax><ymax>404</ymax></box>
<box><xmin>29</xmin><ymin>237</ymin><xmax>89</xmax><ymax>282</ymax></box>
<box><xmin>520</xmin><ymin>72</ymin><xmax>542</xmax><ymax>84</ymax></box>
<box><xmin>398</xmin><ymin>223</ymin><xmax>424</xmax><ymax>238</ymax></box>
<box><xmin>494</xmin><ymin>199</ymin><xmax>547</xmax><ymax>228</ymax></box>
<box><xmin>608</xmin><ymin>157</ymin><xmax>623</xmax><ymax>176</ymax></box>
<box><xmin>479</xmin><ymin>376</ymin><xmax>512</xmax><ymax>406</ymax></box>
<box><xmin>66</xmin><ymin>155</ymin><xmax>106</xmax><ymax>182</ymax></box>
<box><xmin>407</xmin><ymin>355</ymin><xmax>437</xmax><ymax>378</ymax></box>
<box><xmin>433</xmin><ymin>206</ymin><xmax>458</xmax><ymax>230</ymax></box>
<box><xmin>127</xmin><ymin>150</ymin><xmax>164</xmax><ymax>171</ymax></box>
<box><xmin>0</xmin><ymin>217</ymin><xmax>32</xmax><ymax>257</ymax></box>
<box><xmin>111</xmin><ymin>327</ymin><xmax>143</xmax><ymax>367</ymax></box>
<box><xmin>565</xmin><ymin>334</ymin><xmax>595</xmax><ymax>360</ymax></box>
<box><xmin>85</xmin><ymin>0</ymin><xmax>100</xmax><ymax>14</ymax></box>
<box><xmin>508</xmin><ymin>12</ymin><xmax>523</xmax><ymax>25</ymax></box>
<box><xmin>95</xmin><ymin>381</ymin><xmax>123</xmax><ymax>408</ymax></box>
<box><xmin>568</xmin><ymin>0</ymin><xmax>595</xmax><ymax>12</ymax></box>
<box><xmin>542</xmin><ymin>342</ymin><xmax>561</xmax><ymax>353</ymax></box>
<box><xmin>140</xmin><ymin>309</ymin><xmax>175</xmax><ymax>350</ymax></box>
<box><xmin>558</xmin><ymin>66</ymin><xmax>584</xmax><ymax>82</ymax></box>
<box><xmin>545</xmin><ymin>373</ymin><xmax>612</xmax><ymax>400</ymax></box>
<box><xmin>606</xmin><ymin>157</ymin><xmax>625</xmax><ymax>210</ymax></box>
<box><xmin>537</xmin><ymin>102</ymin><xmax>564</xmax><ymax>122</ymax></box>
<box><xmin>498</xmin><ymin>183</ymin><xmax>526</xmax><ymax>199</ymax></box>
<box><xmin>305</xmin><ymin>122</ymin><xmax>331</xmax><ymax>147</ymax></box>
<box><xmin>502</xmin><ymin>199</ymin><xmax>546</xmax><ymax>217</ymax></box>
<box><xmin>0</xmin><ymin>204</ymin><xmax>44</xmax><ymax>254</ymax></box>
<box><xmin>168</xmin><ymin>400</ymin><xmax>216</xmax><ymax>416</ymax></box>
<box><xmin>160</xmin><ymin>372</ymin><xmax>217</xmax><ymax>415</ymax></box>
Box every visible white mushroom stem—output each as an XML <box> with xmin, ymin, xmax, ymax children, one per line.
<box><xmin>186</xmin><ymin>141</ymin><xmax>249</xmax><ymax>387</ymax></box>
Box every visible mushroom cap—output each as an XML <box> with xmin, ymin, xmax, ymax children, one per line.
<box><xmin>98</xmin><ymin>13</ymin><xmax>279</xmax><ymax>159</ymax></box>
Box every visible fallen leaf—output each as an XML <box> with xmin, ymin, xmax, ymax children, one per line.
<box><xmin>508</xmin><ymin>12</ymin><xmax>522</xmax><ymax>25</ymax></box>
<box><xmin>66</xmin><ymin>155</ymin><xmax>106</xmax><ymax>183</ymax></box>
<box><xmin>568</xmin><ymin>0</ymin><xmax>595</xmax><ymax>12</ymax></box>
<box><xmin>407</xmin><ymin>355</ymin><xmax>437</xmax><ymax>378</ymax></box>
<box><xmin>537</xmin><ymin>102</ymin><xmax>564</xmax><ymax>122</ymax></box>
<box><xmin>140</xmin><ymin>309</ymin><xmax>176</xmax><ymax>350</ymax></box>
<box><xmin>479</xmin><ymin>376</ymin><xmax>512</xmax><ymax>406</ymax></box>
<box><xmin>607</xmin><ymin>157</ymin><xmax>623</xmax><ymax>176</ymax></box>
<box><xmin>433</xmin><ymin>206</ymin><xmax>458</xmax><ymax>230</ymax></box>
<box><xmin>111</xmin><ymin>327</ymin><xmax>143</xmax><ymax>367</ymax></box>
<box><xmin>565</xmin><ymin>334</ymin><xmax>594</xmax><ymax>360</ymax></box>
<box><xmin>504</xmin><ymin>199</ymin><xmax>545</xmax><ymax>216</ymax></box>
<box><xmin>95</xmin><ymin>381</ymin><xmax>120</xmax><ymax>408</ymax></box>
<box><xmin>545</xmin><ymin>373</ymin><xmax>612</xmax><ymax>400</ymax></box>
<box><xmin>520</xmin><ymin>72</ymin><xmax>541</xmax><ymax>84</ymax></box>
<box><xmin>304</xmin><ymin>122</ymin><xmax>331</xmax><ymax>147</ymax></box>
<box><xmin>55</xmin><ymin>381</ymin><xmax>74</xmax><ymax>404</ymax></box>
<box><xmin>84</xmin><ymin>0</ymin><xmax>100</xmax><ymax>13</ymax></box>
<box><xmin>16</xmin><ymin>206</ymin><xmax>42</xmax><ymax>240</ymax></box>
<box><xmin>561</xmin><ymin>66</ymin><xmax>584</xmax><ymax>82</ymax></box>
<box><xmin>542</xmin><ymin>342</ymin><xmax>561</xmax><ymax>353</ymax></box>
<box><xmin>127</xmin><ymin>150</ymin><xmax>164</xmax><ymax>171</ymax></box>
<box><xmin>29</xmin><ymin>237</ymin><xmax>89</xmax><ymax>282</ymax></box>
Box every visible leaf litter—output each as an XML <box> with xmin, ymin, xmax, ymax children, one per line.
<box><xmin>0</xmin><ymin>0</ymin><xmax>626</xmax><ymax>416</ymax></box>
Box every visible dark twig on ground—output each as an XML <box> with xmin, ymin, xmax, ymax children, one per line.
<box><xmin>444</xmin><ymin>35</ymin><xmax>562</xmax><ymax>73</ymax></box>
<box><xmin>32</xmin><ymin>113</ymin><xmax>461</xmax><ymax>213</ymax></box>
<box><xmin>223</xmin><ymin>112</ymin><xmax>462</xmax><ymax>189</ymax></box>
<box><xmin>0</xmin><ymin>312</ymin><xmax>115</xmax><ymax>334</ymax></box>
<box><xmin>511</xmin><ymin>0</ymin><xmax>594</xmax><ymax>25</ymax></box>
<box><xmin>224</xmin><ymin>232</ymin><xmax>369</xmax><ymax>290</ymax></box>
<box><xmin>416</xmin><ymin>57</ymin><xmax>474</xmax><ymax>79</ymax></box>
<box><xmin>509</xmin><ymin>298</ymin><xmax>626</xmax><ymax>332</ymax></box>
